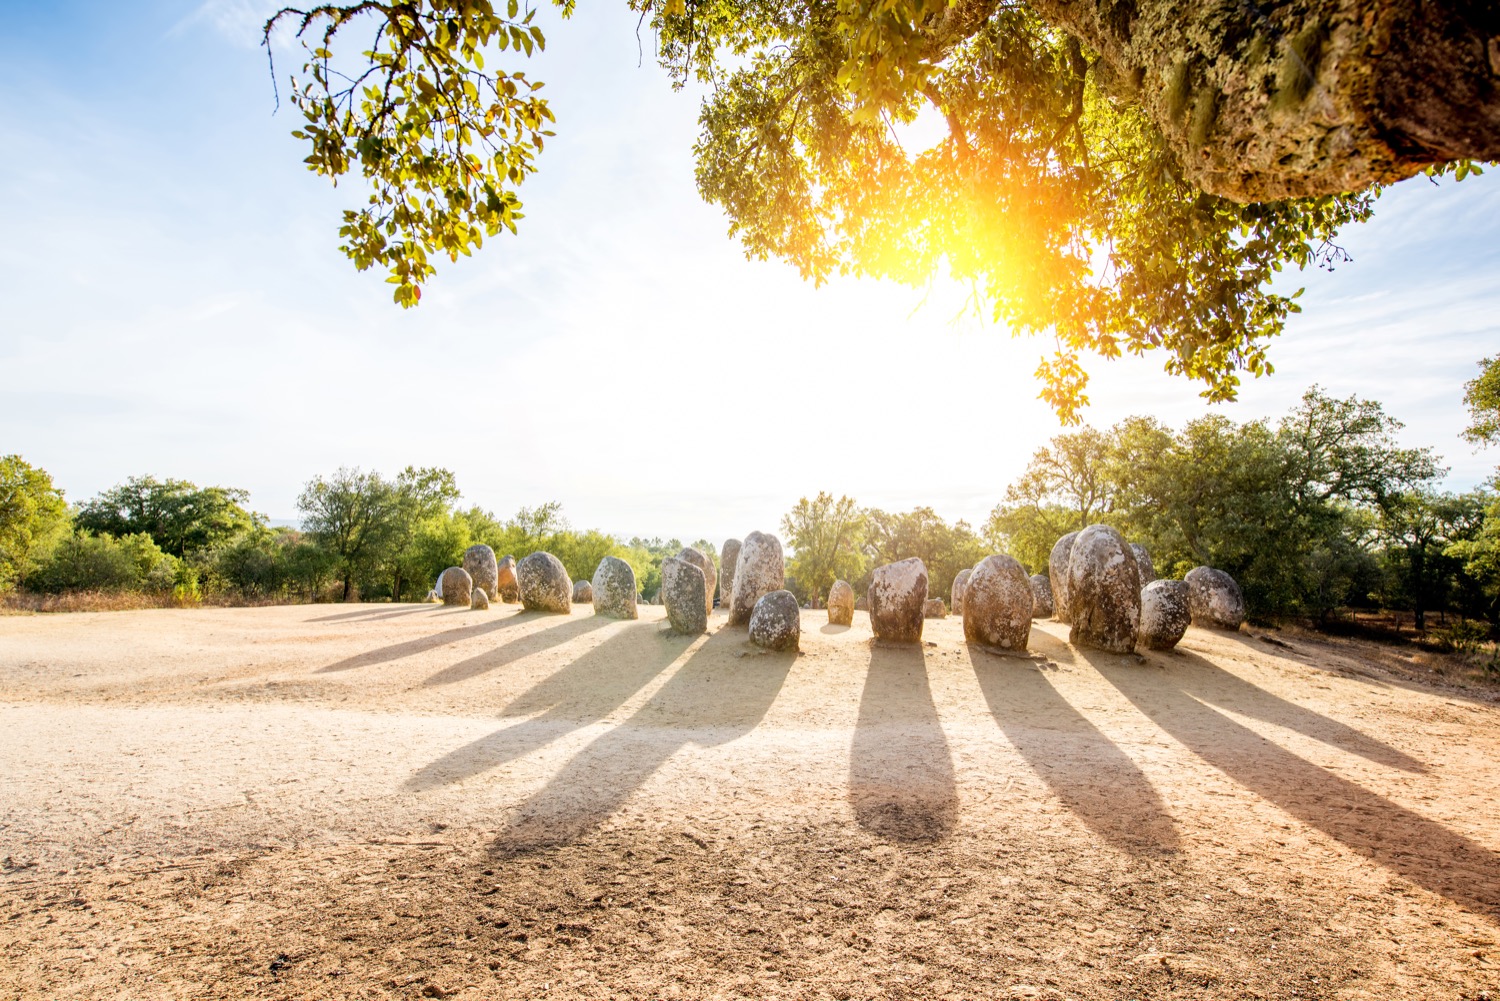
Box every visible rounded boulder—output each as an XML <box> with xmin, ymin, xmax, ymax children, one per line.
<box><xmin>662</xmin><ymin>557</ymin><xmax>708</xmax><ymax>634</ymax></box>
<box><xmin>470</xmin><ymin>587</ymin><xmax>490</xmax><ymax>611</ymax></box>
<box><xmin>517</xmin><ymin>552</ymin><xmax>572</xmax><ymax>614</ymax></box>
<box><xmin>1185</xmin><ymin>566</ymin><xmax>1246</xmax><ymax>630</ymax></box>
<box><xmin>1048</xmin><ymin>531</ymin><xmax>1080</xmax><ymax>623</ymax></box>
<box><xmin>496</xmin><ymin>555</ymin><xmax>520</xmax><ymax>603</ymax></box>
<box><xmin>964</xmin><ymin>555</ymin><xmax>1033</xmax><ymax>651</ymax></box>
<box><xmin>1066</xmin><ymin>525</ymin><xmax>1142</xmax><ymax>654</ymax></box>
<box><xmin>439</xmin><ymin>566</ymin><xmax>472</xmax><ymax>607</ymax></box>
<box><xmin>826</xmin><ymin>579</ymin><xmax>855</xmax><ymax>626</ymax></box>
<box><xmin>923</xmin><ymin>598</ymin><xmax>947</xmax><ymax>619</ymax></box>
<box><xmin>869</xmin><ymin>557</ymin><xmax>928</xmax><ymax>644</ymax></box>
<box><xmin>572</xmin><ymin>580</ymin><xmax>594</xmax><ymax>604</ymax></box>
<box><xmin>1140</xmin><ymin>579</ymin><xmax>1191</xmax><ymax>650</ymax></box>
<box><xmin>749</xmin><ymin>589</ymin><xmax>801</xmax><ymax>651</ymax></box>
<box><xmin>463</xmin><ymin>544</ymin><xmax>499</xmax><ymax>601</ymax></box>
<box><xmin>592</xmin><ymin>557</ymin><xmax>638</xmax><ymax>620</ymax></box>
<box><xmin>729</xmin><ymin>531</ymin><xmax>785</xmax><ymax>627</ymax></box>
<box><xmin>1029</xmin><ymin>574</ymin><xmax>1054</xmax><ymax>618</ymax></box>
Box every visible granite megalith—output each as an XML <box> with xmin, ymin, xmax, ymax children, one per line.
<box><xmin>439</xmin><ymin>566</ymin><xmax>472</xmax><ymax>607</ymax></box>
<box><xmin>749</xmin><ymin>589</ymin><xmax>800</xmax><ymax>651</ymax></box>
<box><xmin>572</xmin><ymin>580</ymin><xmax>593</xmax><ymax>604</ymax></box>
<box><xmin>1185</xmin><ymin>566</ymin><xmax>1247</xmax><ymax>630</ymax></box>
<box><xmin>964</xmin><ymin>555</ymin><xmax>1034</xmax><ymax>651</ymax></box>
<box><xmin>1066</xmin><ymin>525</ymin><xmax>1142</xmax><ymax>654</ymax></box>
<box><xmin>869</xmin><ymin>557</ymin><xmax>929</xmax><ymax>644</ymax></box>
<box><xmin>1048</xmin><ymin>531</ymin><xmax>1080</xmax><ymax>623</ymax></box>
<box><xmin>729</xmin><ymin>531</ymin><xmax>785</xmax><ymax>627</ymax></box>
<box><xmin>662</xmin><ymin>557</ymin><xmax>708</xmax><ymax>635</ymax></box>
<box><xmin>1140</xmin><ymin>579</ymin><xmax>1191</xmax><ymax>650</ymax></box>
<box><xmin>517</xmin><ymin>552</ymin><xmax>572</xmax><ymax>614</ymax></box>
<box><xmin>1029</xmin><ymin>574</ymin><xmax>1054</xmax><ymax>618</ymax></box>
<box><xmin>677</xmin><ymin>547</ymin><xmax>717</xmax><ymax>620</ymax></box>
<box><xmin>923</xmin><ymin>598</ymin><xmax>947</xmax><ymax>619</ymax></box>
<box><xmin>463</xmin><ymin>544</ymin><xmax>499</xmax><ymax>601</ymax></box>
<box><xmin>470</xmin><ymin>587</ymin><xmax>490</xmax><ymax>610</ymax></box>
<box><xmin>951</xmin><ymin>568</ymin><xmax>972</xmax><ymax>618</ymax></box>
<box><xmin>1130</xmin><ymin>543</ymin><xmax>1158</xmax><ymax>584</ymax></box>
<box><xmin>719</xmin><ymin>539</ymin><xmax>740</xmax><ymax>611</ymax></box>
<box><xmin>496</xmin><ymin>555</ymin><xmax>520</xmax><ymax>603</ymax></box>
<box><xmin>591</xmin><ymin>557</ymin><xmax>639</xmax><ymax>620</ymax></box>
<box><xmin>827</xmin><ymin>579</ymin><xmax>855</xmax><ymax>626</ymax></box>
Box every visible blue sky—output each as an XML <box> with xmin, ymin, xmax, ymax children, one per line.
<box><xmin>2</xmin><ymin>0</ymin><xmax>1497</xmax><ymax>543</ymax></box>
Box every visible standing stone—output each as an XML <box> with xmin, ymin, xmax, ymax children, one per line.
<box><xmin>951</xmin><ymin>568</ymin><xmax>973</xmax><ymax>618</ymax></box>
<box><xmin>496</xmin><ymin>555</ymin><xmax>520</xmax><ymax>603</ymax></box>
<box><xmin>869</xmin><ymin>558</ymin><xmax>928</xmax><ymax>644</ymax></box>
<box><xmin>964</xmin><ymin>555</ymin><xmax>1033</xmax><ymax>651</ymax></box>
<box><xmin>1140</xmin><ymin>579</ymin><xmax>1191</xmax><ymax>650</ymax></box>
<box><xmin>517</xmin><ymin>552</ymin><xmax>572</xmax><ymax>614</ymax></box>
<box><xmin>730</xmin><ymin>531</ymin><xmax>786</xmax><ymax>627</ymax></box>
<box><xmin>719</xmin><ymin>539</ymin><xmax>741</xmax><ymax>612</ymax></box>
<box><xmin>470</xmin><ymin>587</ymin><xmax>490</xmax><ymax>610</ymax></box>
<box><xmin>661</xmin><ymin>557</ymin><xmax>708</xmax><ymax>634</ymax></box>
<box><xmin>463</xmin><ymin>544</ymin><xmax>499</xmax><ymax>601</ymax></box>
<box><xmin>827</xmin><ymin>579</ymin><xmax>855</xmax><ymax>626</ymax></box>
<box><xmin>749</xmin><ymin>590</ymin><xmax>800</xmax><ymax>651</ymax></box>
<box><xmin>1049</xmin><ymin>531</ymin><xmax>1081</xmax><ymax>623</ymax></box>
<box><xmin>854</xmin><ymin>596</ymin><xmax>869</xmax><ymax>611</ymax></box>
<box><xmin>592</xmin><ymin>557</ymin><xmax>639</xmax><ymax>620</ymax></box>
<box><xmin>1029</xmin><ymin>574</ymin><xmax>1054</xmax><ymax>618</ymax></box>
<box><xmin>1130</xmin><ymin>543</ymin><xmax>1158</xmax><ymax>584</ymax></box>
<box><xmin>1066</xmin><ymin>525</ymin><xmax>1141</xmax><ymax>654</ymax></box>
<box><xmin>677</xmin><ymin>547</ymin><xmax>716</xmax><ymax>620</ymax></box>
<box><xmin>1185</xmin><ymin>566</ymin><xmax>1247</xmax><ymax>630</ymax></box>
<box><xmin>439</xmin><ymin>566</ymin><xmax>472</xmax><ymax>607</ymax></box>
<box><xmin>923</xmin><ymin>598</ymin><xmax>948</xmax><ymax>619</ymax></box>
<box><xmin>572</xmin><ymin>580</ymin><xmax>594</xmax><ymax>604</ymax></box>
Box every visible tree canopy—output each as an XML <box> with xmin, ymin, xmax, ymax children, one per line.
<box><xmin>265</xmin><ymin>0</ymin><xmax>1491</xmax><ymax>420</ymax></box>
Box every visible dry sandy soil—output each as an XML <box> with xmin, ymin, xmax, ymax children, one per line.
<box><xmin>2</xmin><ymin>602</ymin><xmax>1499</xmax><ymax>1000</ymax></box>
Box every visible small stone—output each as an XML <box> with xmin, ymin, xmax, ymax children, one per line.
<box><xmin>749</xmin><ymin>590</ymin><xmax>800</xmax><ymax>651</ymax></box>
<box><xmin>517</xmin><ymin>552</ymin><xmax>572</xmax><ymax>614</ymax></box>
<box><xmin>964</xmin><ymin>555</ymin><xmax>1033</xmax><ymax>650</ymax></box>
<box><xmin>869</xmin><ymin>558</ymin><xmax>928</xmax><ymax>644</ymax></box>
<box><xmin>677</xmin><ymin>547</ymin><xmax>716</xmax><ymax>620</ymax></box>
<box><xmin>951</xmin><ymin>568</ymin><xmax>972</xmax><ymax>618</ymax></box>
<box><xmin>1185</xmin><ymin>566</ymin><xmax>1246</xmax><ymax>630</ymax></box>
<box><xmin>923</xmin><ymin>598</ymin><xmax>947</xmax><ymax>619</ymax></box>
<box><xmin>661</xmin><ymin>557</ymin><xmax>708</xmax><ymax>634</ymax></box>
<box><xmin>1049</xmin><ymin>531</ymin><xmax>1080</xmax><ymax>623</ymax></box>
<box><xmin>729</xmin><ymin>531</ymin><xmax>786</xmax><ymax>627</ymax></box>
<box><xmin>592</xmin><ymin>557</ymin><xmax>639</xmax><ymax>620</ymax></box>
<box><xmin>1130</xmin><ymin>543</ymin><xmax>1158</xmax><ymax>584</ymax></box>
<box><xmin>439</xmin><ymin>566</ymin><xmax>472</xmax><ymax>607</ymax></box>
<box><xmin>1140</xmin><ymin>579</ymin><xmax>1190</xmax><ymax>649</ymax></box>
<box><xmin>854</xmin><ymin>596</ymin><xmax>869</xmax><ymax>611</ymax></box>
<box><xmin>572</xmin><ymin>580</ymin><xmax>594</xmax><ymax>604</ymax></box>
<box><xmin>470</xmin><ymin>588</ymin><xmax>490</xmax><ymax>610</ymax></box>
<box><xmin>719</xmin><ymin>539</ymin><xmax>740</xmax><ymax>611</ymax></box>
<box><xmin>1066</xmin><ymin>525</ymin><xmax>1141</xmax><ymax>654</ymax></box>
<box><xmin>463</xmin><ymin>544</ymin><xmax>499</xmax><ymax>601</ymax></box>
<box><xmin>827</xmin><ymin>579</ymin><xmax>855</xmax><ymax>626</ymax></box>
<box><xmin>496</xmin><ymin>555</ymin><xmax>520</xmax><ymax>603</ymax></box>
<box><xmin>1029</xmin><ymin>574</ymin><xmax>1054</xmax><ymax>618</ymax></box>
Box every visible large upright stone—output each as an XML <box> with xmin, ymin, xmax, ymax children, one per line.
<box><xmin>869</xmin><ymin>558</ymin><xmax>928</xmax><ymax>644</ymax></box>
<box><xmin>463</xmin><ymin>544</ymin><xmax>499</xmax><ymax>601</ymax></box>
<box><xmin>1185</xmin><ymin>566</ymin><xmax>1247</xmax><ymax>630</ymax></box>
<box><xmin>1029</xmin><ymin>574</ymin><xmax>1054</xmax><ymax>618</ymax></box>
<box><xmin>729</xmin><ymin>531</ymin><xmax>785</xmax><ymax>627</ymax></box>
<box><xmin>1130</xmin><ymin>543</ymin><xmax>1158</xmax><ymax>584</ymax></box>
<box><xmin>1049</xmin><ymin>531</ymin><xmax>1081</xmax><ymax>623</ymax></box>
<box><xmin>572</xmin><ymin>580</ymin><xmax>593</xmax><ymax>604</ymax></box>
<box><xmin>677</xmin><ymin>547</ymin><xmax>716</xmax><ymax>620</ymax></box>
<box><xmin>827</xmin><ymin>579</ymin><xmax>855</xmax><ymax>626</ymax></box>
<box><xmin>439</xmin><ymin>566</ymin><xmax>472</xmax><ymax>607</ymax></box>
<box><xmin>1066</xmin><ymin>525</ymin><xmax>1141</xmax><ymax>654</ymax></box>
<box><xmin>591</xmin><ymin>556</ymin><xmax>638</xmax><ymax>620</ymax></box>
<box><xmin>1140</xmin><ymin>579</ymin><xmax>1191</xmax><ymax>650</ymax></box>
<box><xmin>496</xmin><ymin>555</ymin><xmax>520</xmax><ymax>603</ymax></box>
<box><xmin>963</xmin><ymin>555</ymin><xmax>1033</xmax><ymax>651</ymax></box>
<box><xmin>661</xmin><ymin>557</ymin><xmax>708</xmax><ymax>634</ymax></box>
<box><xmin>719</xmin><ymin>539</ymin><xmax>740</xmax><ymax>612</ymax></box>
<box><xmin>749</xmin><ymin>590</ymin><xmax>800</xmax><ymax>651</ymax></box>
<box><xmin>951</xmin><ymin>568</ymin><xmax>972</xmax><ymax>618</ymax></box>
<box><xmin>517</xmin><ymin>552</ymin><xmax>572</xmax><ymax>614</ymax></box>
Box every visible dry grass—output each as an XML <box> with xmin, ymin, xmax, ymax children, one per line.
<box><xmin>0</xmin><ymin>591</ymin><xmax>310</xmax><ymax>616</ymax></box>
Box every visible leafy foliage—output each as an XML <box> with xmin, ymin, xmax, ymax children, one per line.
<box><xmin>75</xmin><ymin>476</ymin><xmax>257</xmax><ymax>557</ymax></box>
<box><xmin>781</xmin><ymin>492</ymin><xmax>866</xmax><ymax>605</ymax></box>
<box><xmin>1461</xmin><ymin>356</ymin><xmax>1500</xmax><ymax>450</ymax></box>
<box><xmin>0</xmin><ymin>455</ymin><xmax>69</xmax><ymax>594</ymax></box>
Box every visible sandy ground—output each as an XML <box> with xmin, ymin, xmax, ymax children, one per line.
<box><xmin>1</xmin><ymin>602</ymin><xmax>1499</xmax><ymax>1000</ymax></box>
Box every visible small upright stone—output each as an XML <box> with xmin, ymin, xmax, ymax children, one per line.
<box><xmin>592</xmin><ymin>557</ymin><xmax>638</xmax><ymax>620</ymax></box>
<box><xmin>1185</xmin><ymin>566</ymin><xmax>1246</xmax><ymax>630</ymax></box>
<box><xmin>855</xmin><ymin>596</ymin><xmax>869</xmax><ymax>611</ymax></box>
<box><xmin>661</xmin><ymin>557</ymin><xmax>708</xmax><ymax>634</ymax></box>
<box><xmin>1066</xmin><ymin>525</ymin><xmax>1141</xmax><ymax>654</ymax></box>
<box><xmin>719</xmin><ymin>539</ymin><xmax>740</xmax><ymax>611</ymax></box>
<box><xmin>1029</xmin><ymin>574</ymin><xmax>1054</xmax><ymax>618</ymax></box>
<box><xmin>869</xmin><ymin>558</ymin><xmax>928</xmax><ymax>644</ymax></box>
<box><xmin>730</xmin><ymin>531</ymin><xmax>786</xmax><ymax>627</ymax></box>
<box><xmin>677</xmin><ymin>547</ymin><xmax>716</xmax><ymax>620</ymax></box>
<box><xmin>749</xmin><ymin>590</ymin><xmax>800</xmax><ymax>651</ymax></box>
<box><xmin>572</xmin><ymin>580</ymin><xmax>594</xmax><ymax>604</ymax></box>
<box><xmin>951</xmin><ymin>569</ymin><xmax>972</xmax><ymax>618</ymax></box>
<box><xmin>827</xmin><ymin>579</ymin><xmax>855</xmax><ymax>626</ymax></box>
<box><xmin>1130</xmin><ymin>543</ymin><xmax>1158</xmax><ymax>584</ymax></box>
<box><xmin>517</xmin><ymin>552</ymin><xmax>572</xmax><ymax>614</ymax></box>
<box><xmin>964</xmin><ymin>555</ymin><xmax>1033</xmax><ymax>651</ymax></box>
<box><xmin>496</xmin><ymin>555</ymin><xmax>520</xmax><ymax>603</ymax></box>
<box><xmin>923</xmin><ymin>598</ymin><xmax>947</xmax><ymax>619</ymax></box>
<box><xmin>470</xmin><ymin>587</ymin><xmax>490</xmax><ymax>610</ymax></box>
<box><xmin>1049</xmin><ymin>531</ymin><xmax>1080</xmax><ymax>623</ymax></box>
<box><xmin>439</xmin><ymin>566</ymin><xmax>472</xmax><ymax>607</ymax></box>
<box><xmin>463</xmin><ymin>544</ymin><xmax>499</xmax><ymax>601</ymax></box>
<box><xmin>1140</xmin><ymin>579</ymin><xmax>1191</xmax><ymax>649</ymax></box>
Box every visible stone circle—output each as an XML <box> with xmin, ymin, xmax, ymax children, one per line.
<box><xmin>1140</xmin><ymin>579</ymin><xmax>1191</xmax><ymax>649</ymax></box>
<box><xmin>662</xmin><ymin>557</ymin><xmax>708</xmax><ymax>634</ymax></box>
<box><xmin>1185</xmin><ymin>566</ymin><xmax>1246</xmax><ymax>630</ymax></box>
<box><xmin>729</xmin><ymin>531</ymin><xmax>785</xmax><ymax>627</ymax></box>
<box><xmin>869</xmin><ymin>557</ymin><xmax>928</xmax><ymax>644</ymax></box>
<box><xmin>964</xmin><ymin>555</ymin><xmax>1033</xmax><ymax>650</ymax></box>
<box><xmin>517</xmin><ymin>551</ymin><xmax>572</xmax><ymax>614</ymax></box>
<box><xmin>1066</xmin><ymin>525</ymin><xmax>1142</xmax><ymax>654</ymax></box>
<box><xmin>749</xmin><ymin>589</ymin><xmax>800</xmax><ymax>651</ymax></box>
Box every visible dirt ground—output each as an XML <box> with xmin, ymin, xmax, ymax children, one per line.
<box><xmin>2</xmin><ymin>602</ymin><xmax>1499</xmax><ymax>1000</ymax></box>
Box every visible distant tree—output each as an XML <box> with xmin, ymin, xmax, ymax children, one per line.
<box><xmin>1377</xmin><ymin>491</ymin><xmax>1487</xmax><ymax>632</ymax></box>
<box><xmin>29</xmin><ymin>532</ymin><xmax>180</xmax><ymax>595</ymax></box>
<box><xmin>297</xmin><ymin>467</ymin><xmax>401</xmax><ymax>601</ymax></box>
<box><xmin>76</xmin><ymin>476</ymin><xmax>257</xmax><ymax>557</ymax></box>
<box><xmin>0</xmin><ymin>455</ymin><xmax>69</xmax><ymax>594</ymax></box>
<box><xmin>1448</xmin><ymin>493</ymin><xmax>1500</xmax><ymax>633</ymax></box>
<box><xmin>984</xmin><ymin>426</ymin><xmax>1118</xmax><ymax>571</ymax></box>
<box><xmin>781</xmin><ymin>493</ymin><xmax>866</xmax><ymax>607</ymax></box>
<box><xmin>863</xmin><ymin>506</ymin><xmax>987</xmax><ymax>600</ymax></box>
<box><xmin>1462</xmin><ymin>357</ymin><xmax>1500</xmax><ymax>452</ymax></box>
<box><xmin>382</xmin><ymin>466</ymin><xmax>461</xmax><ymax>600</ymax></box>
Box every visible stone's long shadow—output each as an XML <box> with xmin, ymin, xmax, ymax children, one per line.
<box><xmin>1092</xmin><ymin>648</ymin><xmax>1500</xmax><ymax>917</ymax></box>
<box><xmin>405</xmin><ymin>622</ymin><xmax>684</xmax><ymax>791</ymax></box>
<box><xmin>489</xmin><ymin>629</ymin><xmax>795</xmax><ymax>853</ymax></box>
<box><xmin>307</xmin><ymin>604</ymin><xmax>436</xmax><ymax>624</ymax></box>
<box><xmin>420</xmin><ymin>615</ymin><xmax>611</xmax><ymax>688</ymax></box>
<box><xmin>968</xmin><ymin>645</ymin><xmax>1180</xmax><ymax>855</ymax></box>
<box><xmin>849</xmin><ymin>644</ymin><xmax>957</xmax><ymax>844</ymax></box>
<box><xmin>315</xmin><ymin>612</ymin><xmax>530</xmax><ymax>673</ymax></box>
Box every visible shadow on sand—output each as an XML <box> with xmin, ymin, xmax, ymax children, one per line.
<box><xmin>420</xmin><ymin>614</ymin><xmax>611</xmax><ymax>687</ymax></box>
<box><xmin>316</xmin><ymin>608</ymin><xmax>547</xmax><ymax>673</ymax></box>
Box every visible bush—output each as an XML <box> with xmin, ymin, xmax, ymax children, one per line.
<box><xmin>27</xmin><ymin>532</ymin><xmax>180</xmax><ymax>594</ymax></box>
